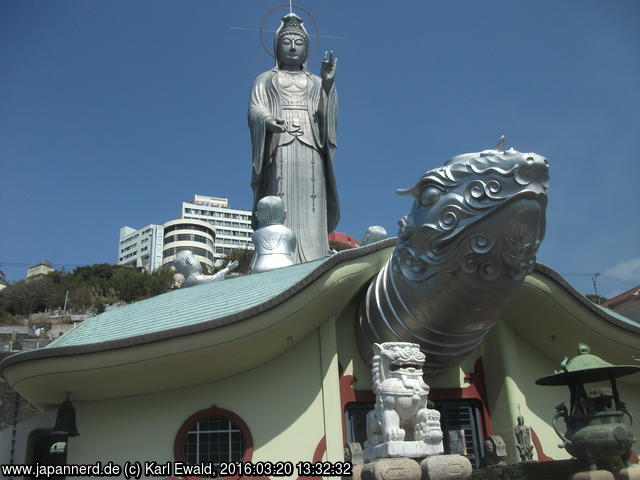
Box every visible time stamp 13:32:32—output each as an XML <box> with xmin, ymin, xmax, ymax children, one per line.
<box><xmin>216</xmin><ymin>461</ymin><xmax>353</xmax><ymax>477</ymax></box>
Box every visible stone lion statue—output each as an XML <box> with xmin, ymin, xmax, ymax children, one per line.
<box><xmin>364</xmin><ymin>342</ymin><xmax>443</xmax><ymax>461</ymax></box>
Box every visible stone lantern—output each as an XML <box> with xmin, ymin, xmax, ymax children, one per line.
<box><xmin>535</xmin><ymin>343</ymin><xmax>640</xmax><ymax>480</ymax></box>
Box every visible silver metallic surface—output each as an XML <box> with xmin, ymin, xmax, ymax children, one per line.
<box><xmin>173</xmin><ymin>250</ymin><xmax>238</xmax><ymax>287</ymax></box>
<box><xmin>358</xmin><ymin>143</ymin><xmax>549</xmax><ymax>374</ymax></box>
<box><xmin>250</xmin><ymin>196</ymin><xmax>296</xmax><ymax>273</ymax></box>
<box><xmin>249</xmin><ymin>13</ymin><xmax>339</xmax><ymax>264</ymax></box>
<box><xmin>361</xmin><ymin>226</ymin><xmax>388</xmax><ymax>246</ymax></box>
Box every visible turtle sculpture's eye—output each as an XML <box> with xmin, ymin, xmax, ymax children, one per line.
<box><xmin>420</xmin><ymin>186</ymin><xmax>442</xmax><ymax>207</ymax></box>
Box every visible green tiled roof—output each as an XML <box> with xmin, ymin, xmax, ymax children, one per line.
<box><xmin>47</xmin><ymin>258</ymin><xmax>326</xmax><ymax>348</ymax></box>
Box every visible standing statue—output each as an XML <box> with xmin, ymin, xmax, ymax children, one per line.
<box><xmin>514</xmin><ymin>409</ymin><xmax>535</xmax><ymax>462</ymax></box>
<box><xmin>249</xmin><ymin>12</ymin><xmax>339</xmax><ymax>264</ymax></box>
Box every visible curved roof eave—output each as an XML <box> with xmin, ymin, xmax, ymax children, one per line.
<box><xmin>502</xmin><ymin>263</ymin><xmax>640</xmax><ymax>386</ymax></box>
<box><xmin>0</xmin><ymin>240</ymin><xmax>396</xmax><ymax>406</ymax></box>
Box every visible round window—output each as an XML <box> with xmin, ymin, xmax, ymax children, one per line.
<box><xmin>174</xmin><ymin>407</ymin><xmax>253</xmax><ymax>469</ymax></box>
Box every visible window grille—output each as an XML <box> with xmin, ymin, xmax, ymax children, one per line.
<box><xmin>435</xmin><ymin>401</ymin><xmax>483</xmax><ymax>469</ymax></box>
<box><xmin>183</xmin><ymin>417</ymin><xmax>245</xmax><ymax>465</ymax></box>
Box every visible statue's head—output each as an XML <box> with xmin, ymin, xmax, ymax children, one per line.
<box><xmin>361</xmin><ymin>226</ymin><xmax>388</xmax><ymax>246</ymax></box>
<box><xmin>371</xmin><ymin>342</ymin><xmax>427</xmax><ymax>392</ymax></box>
<box><xmin>173</xmin><ymin>250</ymin><xmax>203</xmax><ymax>276</ymax></box>
<box><xmin>274</xmin><ymin>13</ymin><xmax>309</xmax><ymax>69</ymax></box>
<box><xmin>394</xmin><ymin>140</ymin><xmax>549</xmax><ymax>283</ymax></box>
<box><xmin>256</xmin><ymin>196</ymin><xmax>287</xmax><ymax>225</ymax></box>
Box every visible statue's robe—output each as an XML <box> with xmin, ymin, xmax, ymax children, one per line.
<box><xmin>249</xmin><ymin>68</ymin><xmax>339</xmax><ymax>263</ymax></box>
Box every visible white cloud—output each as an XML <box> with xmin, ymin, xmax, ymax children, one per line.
<box><xmin>600</xmin><ymin>257</ymin><xmax>640</xmax><ymax>298</ymax></box>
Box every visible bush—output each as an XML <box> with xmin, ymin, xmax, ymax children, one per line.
<box><xmin>0</xmin><ymin>264</ymin><xmax>174</xmax><ymax>317</ymax></box>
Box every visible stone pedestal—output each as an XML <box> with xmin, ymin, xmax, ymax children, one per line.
<box><xmin>570</xmin><ymin>470</ymin><xmax>615</xmax><ymax>480</ymax></box>
<box><xmin>619</xmin><ymin>466</ymin><xmax>640</xmax><ymax>480</ymax></box>
<box><xmin>353</xmin><ymin>458</ymin><xmax>421</xmax><ymax>480</ymax></box>
<box><xmin>363</xmin><ymin>441</ymin><xmax>441</xmax><ymax>463</ymax></box>
<box><xmin>419</xmin><ymin>454</ymin><xmax>471</xmax><ymax>480</ymax></box>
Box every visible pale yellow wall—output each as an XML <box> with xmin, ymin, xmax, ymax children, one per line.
<box><xmin>336</xmin><ymin>302</ymin><xmax>371</xmax><ymax>390</ymax></box>
<box><xmin>319</xmin><ymin>317</ymin><xmax>346</xmax><ymax>462</ymax></box>
<box><xmin>483</xmin><ymin>320</ymin><xmax>640</xmax><ymax>463</ymax></box>
<box><xmin>8</xmin><ymin>329</ymin><xmax>338</xmax><ymax>479</ymax></box>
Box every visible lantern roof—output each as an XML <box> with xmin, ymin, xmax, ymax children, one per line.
<box><xmin>536</xmin><ymin>343</ymin><xmax>640</xmax><ymax>386</ymax></box>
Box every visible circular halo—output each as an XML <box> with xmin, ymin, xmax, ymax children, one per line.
<box><xmin>259</xmin><ymin>4</ymin><xmax>320</xmax><ymax>58</ymax></box>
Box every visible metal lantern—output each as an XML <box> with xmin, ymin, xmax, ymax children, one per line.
<box><xmin>536</xmin><ymin>344</ymin><xmax>639</xmax><ymax>472</ymax></box>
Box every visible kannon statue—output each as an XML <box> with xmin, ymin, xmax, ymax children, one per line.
<box><xmin>249</xmin><ymin>13</ymin><xmax>339</xmax><ymax>264</ymax></box>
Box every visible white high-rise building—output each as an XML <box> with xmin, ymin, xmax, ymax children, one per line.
<box><xmin>117</xmin><ymin>224</ymin><xmax>164</xmax><ymax>272</ymax></box>
<box><xmin>161</xmin><ymin>219</ymin><xmax>216</xmax><ymax>272</ymax></box>
<box><xmin>180</xmin><ymin>195</ymin><xmax>254</xmax><ymax>265</ymax></box>
<box><xmin>117</xmin><ymin>195</ymin><xmax>253</xmax><ymax>271</ymax></box>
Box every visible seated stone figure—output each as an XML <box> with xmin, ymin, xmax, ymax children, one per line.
<box><xmin>249</xmin><ymin>196</ymin><xmax>296</xmax><ymax>274</ymax></box>
<box><xmin>173</xmin><ymin>250</ymin><xmax>238</xmax><ymax>288</ymax></box>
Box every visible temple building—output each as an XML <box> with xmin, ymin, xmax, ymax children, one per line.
<box><xmin>0</xmin><ymin>242</ymin><xmax>638</xmax><ymax>471</ymax></box>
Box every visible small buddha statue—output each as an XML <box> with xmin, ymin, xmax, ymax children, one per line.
<box><xmin>249</xmin><ymin>196</ymin><xmax>296</xmax><ymax>274</ymax></box>
<box><xmin>361</xmin><ymin>226</ymin><xmax>388</xmax><ymax>246</ymax></box>
<box><xmin>173</xmin><ymin>250</ymin><xmax>238</xmax><ymax>288</ymax></box>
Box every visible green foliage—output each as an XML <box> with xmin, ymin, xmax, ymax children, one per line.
<box><xmin>585</xmin><ymin>294</ymin><xmax>608</xmax><ymax>305</ymax></box>
<box><xmin>220</xmin><ymin>247</ymin><xmax>254</xmax><ymax>275</ymax></box>
<box><xmin>0</xmin><ymin>264</ymin><xmax>174</xmax><ymax>321</ymax></box>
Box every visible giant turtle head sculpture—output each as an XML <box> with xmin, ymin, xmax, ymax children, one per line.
<box><xmin>395</xmin><ymin>146</ymin><xmax>549</xmax><ymax>282</ymax></box>
<box><xmin>358</xmin><ymin>142</ymin><xmax>550</xmax><ymax>374</ymax></box>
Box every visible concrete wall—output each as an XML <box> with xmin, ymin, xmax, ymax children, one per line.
<box><xmin>610</xmin><ymin>299</ymin><xmax>640</xmax><ymax>323</ymax></box>
<box><xmin>4</xmin><ymin>325</ymin><xmax>343</xmax><ymax>479</ymax></box>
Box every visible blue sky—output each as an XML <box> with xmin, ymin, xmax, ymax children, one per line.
<box><xmin>1</xmin><ymin>0</ymin><xmax>638</xmax><ymax>298</ymax></box>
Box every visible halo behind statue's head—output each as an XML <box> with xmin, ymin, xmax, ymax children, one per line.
<box><xmin>273</xmin><ymin>13</ymin><xmax>309</xmax><ymax>69</ymax></box>
<box><xmin>256</xmin><ymin>196</ymin><xmax>287</xmax><ymax>225</ymax></box>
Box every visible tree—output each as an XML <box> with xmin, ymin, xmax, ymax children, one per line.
<box><xmin>585</xmin><ymin>294</ymin><xmax>608</xmax><ymax>305</ymax></box>
<box><xmin>0</xmin><ymin>263</ymin><xmax>174</xmax><ymax>320</ymax></box>
<box><xmin>220</xmin><ymin>247</ymin><xmax>254</xmax><ymax>275</ymax></box>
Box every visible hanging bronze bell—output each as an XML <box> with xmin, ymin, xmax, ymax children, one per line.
<box><xmin>52</xmin><ymin>397</ymin><xmax>80</xmax><ymax>437</ymax></box>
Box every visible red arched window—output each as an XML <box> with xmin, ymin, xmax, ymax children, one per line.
<box><xmin>174</xmin><ymin>406</ymin><xmax>253</xmax><ymax>478</ymax></box>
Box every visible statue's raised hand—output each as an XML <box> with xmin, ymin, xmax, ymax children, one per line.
<box><xmin>266</xmin><ymin>116</ymin><xmax>286</xmax><ymax>133</ymax></box>
<box><xmin>226</xmin><ymin>260</ymin><xmax>240</xmax><ymax>272</ymax></box>
<box><xmin>321</xmin><ymin>50</ymin><xmax>337</xmax><ymax>91</ymax></box>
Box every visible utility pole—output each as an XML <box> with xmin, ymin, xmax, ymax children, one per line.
<box><xmin>591</xmin><ymin>273</ymin><xmax>601</xmax><ymax>297</ymax></box>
